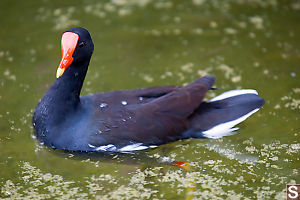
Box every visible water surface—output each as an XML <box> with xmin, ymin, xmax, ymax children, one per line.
<box><xmin>0</xmin><ymin>0</ymin><xmax>299</xmax><ymax>199</ymax></box>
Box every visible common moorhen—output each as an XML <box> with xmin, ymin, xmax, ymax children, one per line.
<box><xmin>33</xmin><ymin>27</ymin><xmax>264</xmax><ymax>152</ymax></box>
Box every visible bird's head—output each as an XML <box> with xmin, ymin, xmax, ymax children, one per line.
<box><xmin>56</xmin><ymin>27</ymin><xmax>94</xmax><ymax>78</ymax></box>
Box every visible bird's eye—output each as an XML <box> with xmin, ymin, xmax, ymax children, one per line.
<box><xmin>78</xmin><ymin>41</ymin><xmax>86</xmax><ymax>48</ymax></box>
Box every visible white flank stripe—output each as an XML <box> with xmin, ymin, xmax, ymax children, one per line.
<box><xmin>95</xmin><ymin>144</ymin><xmax>117</xmax><ymax>151</ymax></box>
<box><xmin>119</xmin><ymin>143</ymin><xmax>148</xmax><ymax>151</ymax></box>
<box><xmin>89</xmin><ymin>143</ymin><xmax>156</xmax><ymax>152</ymax></box>
<box><xmin>209</xmin><ymin>89</ymin><xmax>258</xmax><ymax>102</ymax></box>
<box><xmin>202</xmin><ymin>108</ymin><xmax>259</xmax><ymax>139</ymax></box>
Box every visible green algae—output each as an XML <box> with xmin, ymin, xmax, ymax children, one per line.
<box><xmin>0</xmin><ymin>0</ymin><xmax>300</xmax><ymax>199</ymax></box>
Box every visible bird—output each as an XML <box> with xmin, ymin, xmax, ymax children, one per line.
<box><xmin>33</xmin><ymin>27</ymin><xmax>264</xmax><ymax>152</ymax></box>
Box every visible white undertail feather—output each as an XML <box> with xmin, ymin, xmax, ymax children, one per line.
<box><xmin>209</xmin><ymin>89</ymin><xmax>258</xmax><ymax>102</ymax></box>
<box><xmin>202</xmin><ymin>109</ymin><xmax>259</xmax><ymax>139</ymax></box>
<box><xmin>203</xmin><ymin>89</ymin><xmax>261</xmax><ymax>139</ymax></box>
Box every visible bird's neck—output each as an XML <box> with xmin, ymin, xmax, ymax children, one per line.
<box><xmin>55</xmin><ymin>63</ymin><xmax>88</xmax><ymax>103</ymax></box>
<box><xmin>34</xmin><ymin>60</ymin><xmax>90</xmax><ymax>128</ymax></box>
<box><xmin>50</xmin><ymin>61</ymin><xmax>89</xmax><ymax>106</ymax></box>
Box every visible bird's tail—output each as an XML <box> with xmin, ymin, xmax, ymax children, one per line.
<box><xmin>184</xmin><ymin>89</ymin><xmax>265</xmax><ymax>139</ymax></box>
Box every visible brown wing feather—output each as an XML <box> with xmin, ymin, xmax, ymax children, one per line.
<box><xmin>131</xmin><ymin>76</ymin><xmax>215</xmax><ymax>143</ymax></box>
<box><xmin>88</xmin><ymin>76</ymin><xmax>215</xmax><ymax>146</ymax></box>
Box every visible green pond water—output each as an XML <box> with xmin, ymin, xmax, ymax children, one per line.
<box><xmin>0</xmin><ymin>0</ymin><xmax>299</xmax><ymax>199</ymax></box>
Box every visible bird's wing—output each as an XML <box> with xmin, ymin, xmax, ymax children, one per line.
<box><xmin>86</xmin><ymin>85</ymin><xmax>180</xmax><ymax>106</ymax></box>
<box><xmin>143</xmin><ymin>75</ymin><xmax>216</xmax><ymax>118</ymax></box>
<box><xmin>121</xmin><ymin>75</ymin><xmax>216</xmax><ymax>144</ymax></box>
<box><xmin>87</xmin><ymin>76</ymin><xmax>216</xmax><ymax>147</ymax></box>
<box><xmin>130</xmin><ymin>85</ymin><xmax>180</xmax><ymax>98</ymax></box>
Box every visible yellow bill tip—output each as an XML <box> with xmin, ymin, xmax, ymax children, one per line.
<box><xmin>56</xmin><ymin>67</ymin><xmax>65</xmax><ymax>78</ymax></box>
